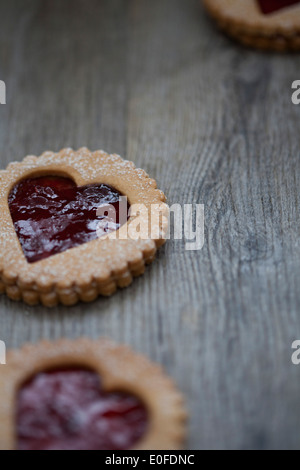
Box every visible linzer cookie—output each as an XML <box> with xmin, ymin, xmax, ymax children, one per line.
<box><xmin>0</xmin><ymin>338</ymin><xmax>186</xmax><ymax>450</ymax></box>
<box><xmin>0</xmin><ymin>148</ymin><xmax>168</xmax><ymax>307</ymax></box>
<box><xmin>203</xmin><ymin>0</ymin><xmax>300</xmax><ymax>51</ymax></box>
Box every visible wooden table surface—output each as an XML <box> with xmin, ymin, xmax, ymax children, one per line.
<box><xmin>1</xmin><ymin>0</ymin><xmax>300</xmax><ymax>450</ymax></box>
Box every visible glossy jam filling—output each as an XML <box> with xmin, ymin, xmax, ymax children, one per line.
<box><xmin>258</xmin><ymin>0</ymin><xmax>300</xmax><ymax>14</ymax></box>
<box><xmin>17</xmin><ymin>369</ymin><xmax>148</xmax><ymax>451</ymax></box>
<box><xmin>8</xmin><ymin>176</ymin><xmax>130</xmax><ymax>263</ymax></box>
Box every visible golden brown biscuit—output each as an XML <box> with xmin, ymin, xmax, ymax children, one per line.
<box><xmin>203</xmin><ymin>0</ymin><xmax>300</xmax><ymax>51</ymax></box>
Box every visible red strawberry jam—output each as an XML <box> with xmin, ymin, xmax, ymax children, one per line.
<box><xmin>17</xmin><ymin>369</ymin><xmax>148</xmax><ymax>450</ymax></box>
<box><xmin>8</xmin><ymin>176</ymin><xmax>129</xmax><ymax>263</ymax></box>
<box><xmin>258</xmin><ymin>0</ymin><xmax>300</xmax><ymax>14</ymax></box>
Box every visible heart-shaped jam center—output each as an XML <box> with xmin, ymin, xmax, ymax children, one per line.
<box><xmin>17</xmin><ymin>369</ymin><xmax>148</xmax><ymax>450</ymax></box>
<box><xmin>8</xmin><ymin>176</ymin><xmax>130</xmax><ymax>263</ymax></box>
<box><xmin>258</xmin><ymin>0</ymin><xmax>300</xmax><ymax>14</ymax></box>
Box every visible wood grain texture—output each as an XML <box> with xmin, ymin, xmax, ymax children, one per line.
<box><xmin>0</xmin><ymin>0</ymin><xmax>300</xmax><ymax>450</ymax></box>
